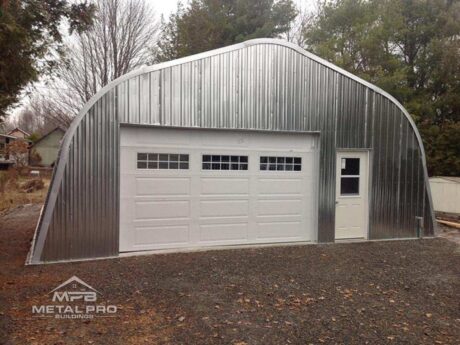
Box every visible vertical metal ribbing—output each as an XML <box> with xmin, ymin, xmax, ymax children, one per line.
<box><xmin>394</xmin><ymin>106</ymin><xmax>402</xmax><ymax>235</ymax></box>
<box><xmin>383</xmin><ymin>99</ymin><xmax>392</xmax><ymax>237</ymax></box>
<box><xmin>139</xmin><ymin>73</ymin><xmax>149</xmax><ymax>124</ymax></box>
<box><xmin>370</xmin><ymin>94</ymin><xmax>383</xmax><ymax>237</ymax></box>
<box><xmin>40</xmin><ymin>94</ymin><xmax>119</xmax><ymax>261</ymax></box>
<box><xmin>398</xmin><ymin>119</ymin><xmax>407</xmax><ymax>236</ymax></box>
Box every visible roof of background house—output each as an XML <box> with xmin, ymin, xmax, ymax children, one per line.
<box><xmin>7</xmin><ymin>127</ymin><xmax>31</xmax><ymax>137</ymax></box>
<box><xmin>0</xmin><ymin>133</ymin><xmax>18</xmax><ymax>140</ymax></box>
<box><xmin>31</xmin><ymin>127</ymin><xmax>66</xmax><ymax>147</ymax></box>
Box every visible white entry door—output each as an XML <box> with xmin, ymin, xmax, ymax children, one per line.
<box><xmin>335</xmin><ymin>151</ymin><xmax>369</xmax><ymax>240</ymax></box>
<box><xmin>119</xmin><ymin>127</ymin><xmax>319</xmax><ymax>252</ymax></box>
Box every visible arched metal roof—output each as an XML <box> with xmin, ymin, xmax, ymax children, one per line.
<box><xmin>29</xmin><ymin>39</ymin><xmax>435</xmax><ymax>263</ymax></box>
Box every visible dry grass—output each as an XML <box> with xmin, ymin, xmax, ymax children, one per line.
<box><xmin>0</xmin><ymin>175</ymin><xmax>50</xmax><ymax>212</ymax></box>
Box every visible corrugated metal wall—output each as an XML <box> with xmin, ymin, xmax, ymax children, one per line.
<box><xmin>32</xmin><ymin>41</ymin><xmax>434</xmax><ymax>262</ymax></box>
<box><xmin>41</xmin><ymin>89</ymin><xmax>120</xmax><ymax>261</ymax></box>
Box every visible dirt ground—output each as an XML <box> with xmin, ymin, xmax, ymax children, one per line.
<box><xmin>0</xmin><ymin>204</ymin><xmax>459</xmax><ymax>345</ymax></box>
<box><xmin>437</xmin><ymin>223</ymin><xmax>460</xmax><ymax>245</ymax></box>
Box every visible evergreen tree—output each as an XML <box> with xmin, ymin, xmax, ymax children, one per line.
<box><xmin>0</xmin><ymin>0</ymin><xmax>95</xmax><ymax>119</ymax></box>
<box><xmin>303</xmin><ymin>0</ymin><xmax>460</xmax><ymax>176</ymax></box>
<box><xmin>154</xmin><ymin>0</ymin><xmax>298</xmax><ymax>62</ymax></box>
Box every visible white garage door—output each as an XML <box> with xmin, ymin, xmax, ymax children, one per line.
<box><xmin>120</xmin><ymin>127</ymin><xmax>319</xmax><ymax>252</ymax></box>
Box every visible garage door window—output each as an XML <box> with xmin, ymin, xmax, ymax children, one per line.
<box><xmin>260</xmin><ymin>156</ymin><xmax>302</xmax><ymax>171</ymax></box>
<box><xmin>202</xmin><ymin>155</ymin><xmax>248</xmax><ymax>170</ymax></box>
<box><xmin>137</xmin><ymin>153</ymin><xmax>189</xmax><ymax>170</ymax></box>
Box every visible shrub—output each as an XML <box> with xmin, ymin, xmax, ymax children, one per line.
<box><xmin>29</xmin><ymin>149</ymin><xmax>42</xmax><ymax>166</ymax></box>
<box><xmin>6</xmin><ymin>141</ymin><xmax>29</xmax><ymax>173</ymax></box>
<box><xmin>0</xmin><ymin>171</ymin><xmax>8</xmax><ymax>195</ymax></box>
<box><xmin>21</xmin><ymin>178</ymin><xmax>45</xmax><ymax>193</ymax></box>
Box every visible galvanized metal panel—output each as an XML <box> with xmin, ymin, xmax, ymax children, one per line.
<box><xmin>30</xmin><ymin>39</ymin><xmax>435</xmax><ymax>263</ymax></box>
<box><xmin>41</xmin><ymin>91</ymin><xmax>119</xmax><ymax>261</ymax></box>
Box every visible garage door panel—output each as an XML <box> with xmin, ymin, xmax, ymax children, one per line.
<box><xmin>256</xmin><ymin>214</ymin><xmax>303</xmax><ymax>221</ymax></box>
<box><xmin>257</xmin><ymin>221</ymin><xmax>304</xmax><ymax>239</ymax></box>
<box><xmin>200</xmin><ymin>200</ymin><xmax>249</xmax><ymax>218</ymax></box>
<box><xmin>120</xmin><ymin>177</ymin><xmax>136</xmax><ymax>197</ymax></box>
<box><xmin>257</xmin><ymin>199</ymin><xmax>303</xmax><ymax>216</ymax></box>
<box><xmin>135</xmin><ymin>200</ymin><xmax>190</xmax><ymax>220</ymax></box>
<box><xmin>120</xmin><ymin>128</ymin><xmax>318</xmax><ymax>252</ymax></box>
<box><xmin>133</xmin><ymin>225</ymin><xmax>190</xmax><ymax>246</ymax></box>
<box><xmin>132</xmin><ymin>130</ymin><xmax>192</xmax><ymax>146</ymax></box>
<box><xmin>200</xmin><ymin>178</ymin><xmax>249</xmax><ymax>195</ymax></box>
<box><xmin>257</xmin><ymin>136</ymin><xmax>311</xmax><ymax>149</ymax></box>
<box><xmin>302</xmin><ymin>153</ymin><xmax>317</xmax><ymax>176</ymax></box>
<box><xmin>257</xmin><ymin>178</ymin><xmax>303</xmax><ymax>195</ymax></box>
<box><xmin>136</xmin><ymin>177</ymin><xmax>190</xmax><ymax>196</ymax></box>
<box><xmin>199</xmin><ymin>223</ymin><xmax>248</xmax><ymax>242</ymax></box>
<box><xmin>198</xmin><ymin>132</ymin><xmax>248</xmax><ymax>148</ymax></box>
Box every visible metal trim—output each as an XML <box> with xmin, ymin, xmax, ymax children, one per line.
<box><xmin>119</xmin><ymin>122</ymin><xmax>322</xmax><ymax>134</ymax></box>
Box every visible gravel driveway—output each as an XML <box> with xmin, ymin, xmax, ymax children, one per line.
<box><xmin>0</xmin><ymin>204</ymin><xmax>459</xmax><ymax>344</ymax></box>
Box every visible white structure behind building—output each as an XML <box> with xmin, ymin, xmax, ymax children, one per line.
<box><xmin>429</xmin><ymin>177</ymin><xmax>460</xmax><ymax>214</ymax></box>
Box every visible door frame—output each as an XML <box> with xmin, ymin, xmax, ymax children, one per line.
<box><xmin>335</xmin><ymin>149</ymin><xmax>372</xmax><ymax>240</ymax></box>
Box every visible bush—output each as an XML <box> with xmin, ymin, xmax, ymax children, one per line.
<box><xmin>0</xmin><ymin>169</ymin><xmax>19</xmax><ymax>195</ymax></box>
<box><xmin>29</xmin><ymin>149</ymin><xmax>42</xmax><ymax>166</ymax></box>
<box><xmin>0</xmin><ymin>171</ymin><xmax>8</xmax><ymax>194</ymax></box>
<box><xmin>20</xmin><ymin>178</ymin><xmax>45</xmax><ymax>193</ymax></box>
<box><xmin>6</xmin><ymin>141</ymin><xmax>29</xmax><ymax>173</ymax></box>
<box><xmin>7</xmin><ymin>168</ymin><xmax>19</xmax><ymax>189</ymax></box>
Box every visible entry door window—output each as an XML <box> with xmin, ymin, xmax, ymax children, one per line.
<box><xmin>340</xmin><ymin>158</ymin><xmax>360</xmax><ymax>195</ymax></box>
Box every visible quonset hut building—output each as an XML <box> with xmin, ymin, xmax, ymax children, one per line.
<box><xmin>29</xmin><ymin>39</ymin><xmax>435</xmax><ymax>264</ymax></box>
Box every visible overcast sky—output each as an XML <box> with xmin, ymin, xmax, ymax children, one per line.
<box><xmin>148</xmin><ymin>0</ymin><xmax>177</xmax><ymax>17</ymax></box>
<box><xmin>149</xmin><ymin>0</ymin><xmax>315</xmax><ymax>17</ymax></box>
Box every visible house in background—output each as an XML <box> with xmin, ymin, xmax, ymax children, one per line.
<box><xmin>7</xmin><ymin>127</ymin><xmax>30</xmax><ymax>139</ymax></box>
<box><xmin>29</xmin><ymin>127</ymin><xmax>65</xmax><ymax>167</ymax></box>
<box><xmin>1</xmin><ymin>127</ymin><xmax>33</xmax><ymax>170</ymax></box>
<box><xmin>0</xmin><ymin>133</ymin><xmax>18</xmax><ymax>170</ymax></box>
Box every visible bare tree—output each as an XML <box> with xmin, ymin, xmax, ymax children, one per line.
<box><xmin>7</xmin><ymin>108</ymin><xmax>40</xmax><ymax>134</ymax></box>
<box><xmin>6</xmin><ymin>96</ymin><xmax>66</xmax><ymax>135</ymax></box>
<box><xmin>28</xmin><ymin>94</ymin><xmax>74</xmax><ymax>130</ymax></box>
<box><xmin>48</xmin><ymin>0</ymin><xmax>159</xmax><ymax>115</ymax></box>
<box><xmin>283</xmin><ymin>3</ymin><xmax>315</xmax><ymax>48</ymax></box>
